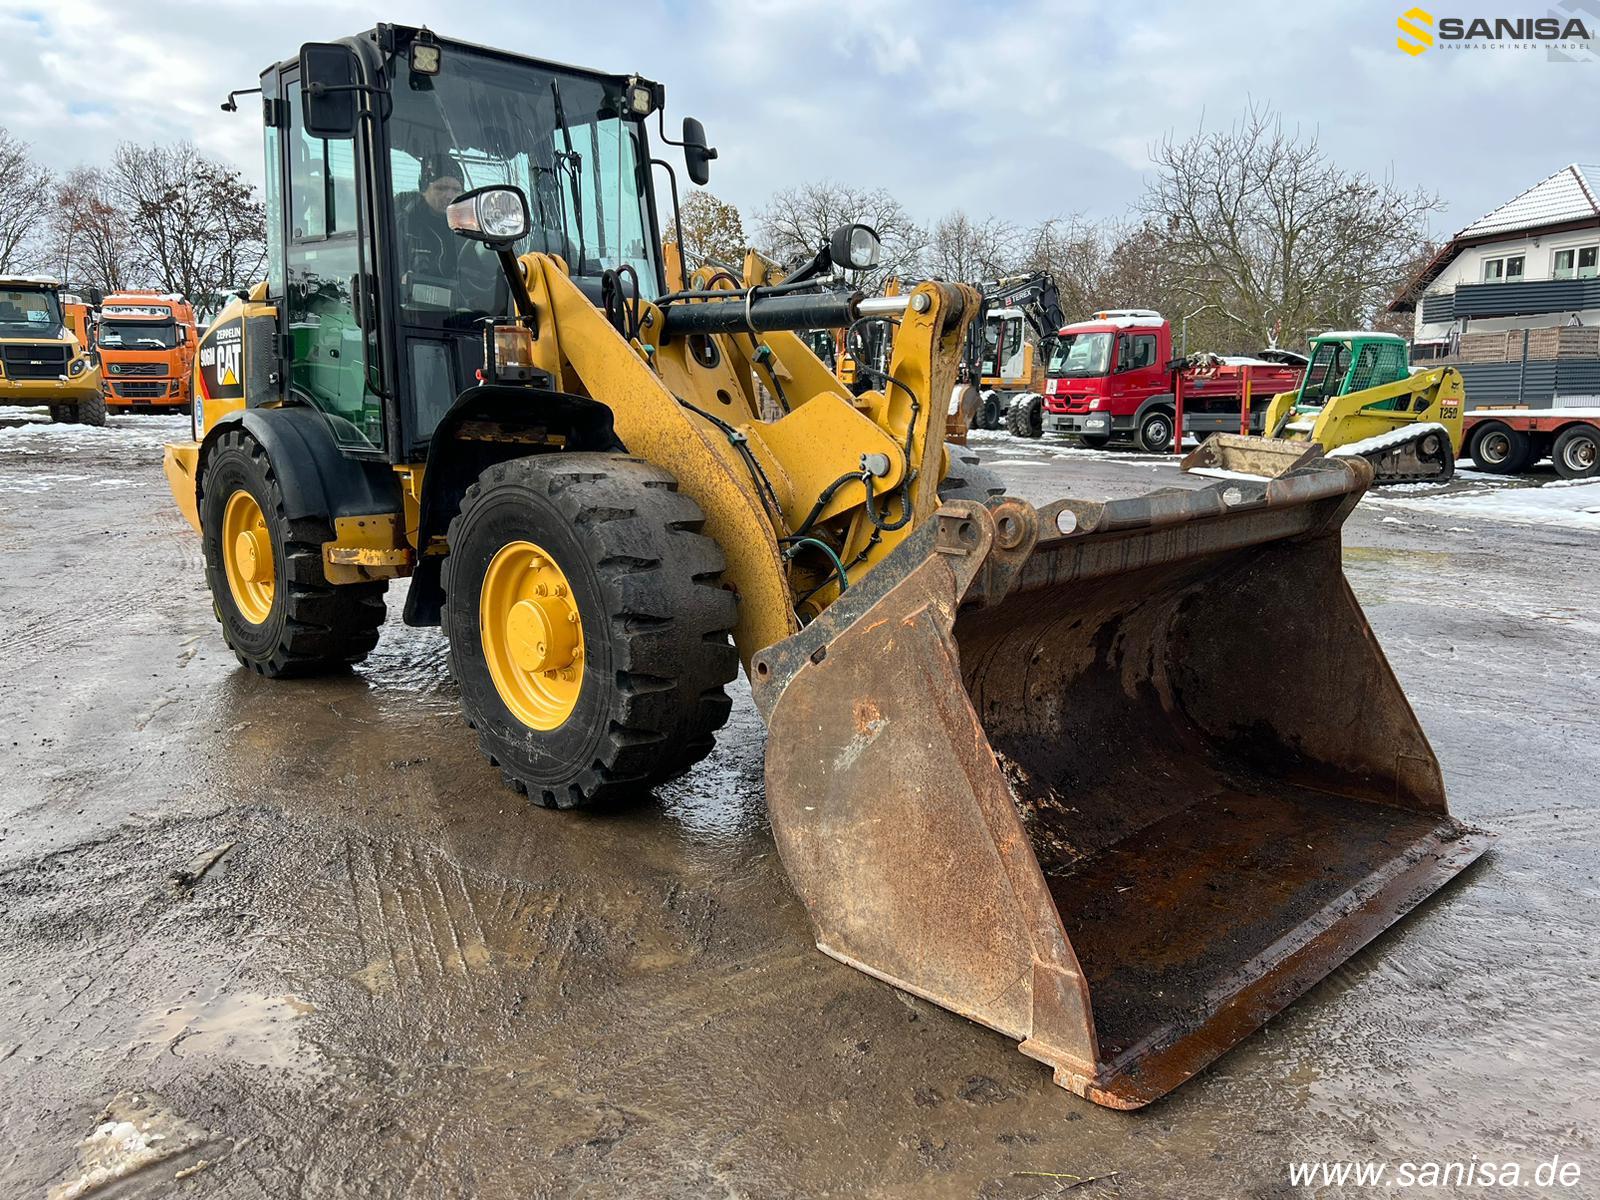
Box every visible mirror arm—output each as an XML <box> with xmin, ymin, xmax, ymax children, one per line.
<box><xmin>495</xmin><ymin>249</ymin><xmax>538</xmax><ymax>337</ymax></box>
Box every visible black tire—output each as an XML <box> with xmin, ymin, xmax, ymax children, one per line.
<box><xmin>1552</xmin><ymin>425</ymin><xmax>1600</xmax><ymax>480</ymax></box>
<box><xmin>49</xmin><ymin>403</ymin><xmax>78</xmax><ymax>424</ymax></box>
<box><xmin>78</xmin><ymin>390</ymin><xmax>107</xmax><ymax>427</ymax></box>
<box><xmin>1135</xmin><ymin>408</ymin><xmax>1175</xmax><ymax>453</ymax></box>
<box><xmin>977</xmin><ymin>393</ymin><xmax>1002</xmax><ymax>431</ymax></box>
<box><xmin>1079</xmin><ymin>433</ymin><xmax>1111</xmax><ymax>450</ymax></box>
<box><xmin>940</xmin><ymin>444</ymin><xmax>1006</xmax><ymax>504</ymax></box>
<box><xmin>443</xmin><ymin>453</ymin><xmax>739</xmax><ymax>809</ymax></box>
<box><xmin>200</xmin><ymin>429</ymin><xmax>387</xmax><ymax>676</ymax></box>
<box><xmin>1469</xmin><ymin>422</ymin><xmax>1531</xmax><ymax>473</ymax></box>
<box><xmin>1006</xmin><ymin>394</ymin><xmax>1043</xmax><ymax>439</ymax></box>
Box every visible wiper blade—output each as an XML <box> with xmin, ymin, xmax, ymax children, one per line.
<box><xmin>550</xmin><ymin>79</ymin><xmax>587</xmax><ymax>270</ymax></box>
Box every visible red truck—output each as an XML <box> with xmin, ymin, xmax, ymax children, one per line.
<box><xmin>1032</xmin><ymin>310</ymin><xmax>1303</xmax><ymax>451</ymax></box>
<box><xmin>1464</xmin><ymin>406</ymin><xmax>1600</xmax><ymax>479</ymax></box>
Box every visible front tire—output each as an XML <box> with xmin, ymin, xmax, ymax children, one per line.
<box><xmin>1469</xmin><ymin>422</ymin><xmax>1531</xmax><ymax>473</ymax></box>
<box><xmin>78</xmin><ymin>390</ymin><xmax>107</xmax><ymax>427</ymax></box>
<box><xmin>443</xmin><ymin>453</ymin><xmax>739</xmax><ymax>809</ymax></box>
<box><xmin>200</xmin><ymin>429</ymin><xmax>387</xmax><ymax>676</ymax></box>
<box><xmin>1135</xmin><ymin>408</ymin><xmax>1174</xmax><ymax>454</ymax></box>
<box><xmin>1079</xmin><ymin>432</ymin><xmax>1111</xmax><ymax>450</ymax></box>
<box><xmin>49</xmin><ymin>403</ymin><xmax>79</xmax><ymax>425</ymax></box>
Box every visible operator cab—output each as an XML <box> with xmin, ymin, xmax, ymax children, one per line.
<box><xmin>256</xmin><ymin>25</ymin><xmax>677</xmax><ymax>460</ymax></box>
<box><xmin>1295</xmin><ymin>332</ymin><xmax>1409</xmax><ymax>408</ymax></box>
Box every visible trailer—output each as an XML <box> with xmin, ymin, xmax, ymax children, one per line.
<box><xmin>1464</xmin><ymin>407</ymin><xmax>1600</xmax><ymax>479</ymax></box>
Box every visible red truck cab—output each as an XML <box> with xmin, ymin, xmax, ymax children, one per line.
<box><xmin>1040</xmin><ymin>310</ymin><xmax>1302</xmax><ymax>451</ymax></box>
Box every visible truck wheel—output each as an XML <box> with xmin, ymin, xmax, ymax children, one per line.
<box><xmin>48</xmin><ymin>404</ymin><xmax>78</xmax><ymax>424</ymax></box>
<box><xmin>1553</xmin><ymin>425</ymin><xmax>1600</xmax><ymax>479</ymax></box>
<box><xmin>78</xmin><ymin>390</ymin><xmax>107</xmax><ymax>428</ymax></box>
<box><xmin>1469</xmin><ymin>422</ymin><xmax>1531</xmax><ymax>473</ymax></box>
<box><xmin>940</xmin><ymin>444</ymin><xmax>1006</xmax><ymax>504</ymax></box>
<box><xmin>977</xmin><ymin>392</ymin><xmax>1001</xmax><ymax>430</ymax></box>
<box><xmin>1080</xmin><ymin>433</ymin><xmax>1111</xmax><ymax>449</ymax></box>
<box><xmin>1006</xmin><ymin>394</ymin><xmax>1042</xmax><ymax>438</ymax></box>
<box><xmin>1136</xmin><ymin>409</ymin><xmax>1175</xmax><ymax>454</ymax></box>
<box><xmin>200</xmin><ymin>429</ymin><xmax>388</xmax><ymax>676</ymax></box>
<box><xmin>443</xmin><ymin>453</ymin><xmax>739</xmax><ymax>808</ymax></box>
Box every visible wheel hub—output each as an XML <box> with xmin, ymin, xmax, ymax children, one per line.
<box><xmin>481</xmin><ymin>541</ymin><xmax>586</xmax><ymax>730</ymax></box>
<box><xmin>221</xmin><ymin>489</ymin><xmax>275</xmax><ymax>625</ymax></box>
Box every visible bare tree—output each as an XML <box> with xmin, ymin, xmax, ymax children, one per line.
<box><xmin>1140</xmin><ymin>103</ymin><xmax>1442</xmax><ymax>347</ymax></box>
<box><xmin>0</xmin><ymin>126</ymin><xmax>54</xmax><ymax>275</ymax></box>
<box><xmin>111</xmin><ymin>141</ymin><xmax>267</xmax><ymax>304</ymax></box>
<box><xmin>53</xmin><ymin>167</ymin><xmax>132</xmax><ymax>294</ymax></box>
<box><xmin>924</xmin><ymin>210</ymin><xmax>1019</xmax><ymax>281</ymax></box>
<box><xmin>757</xmin><ymin>180</ymin><xmax>926</xmax><ymax>290</ymax></box>
<box><xmin>663</xmin><ymin>190</ymin><xmax>749</xmax><ymax>272</ymax></box>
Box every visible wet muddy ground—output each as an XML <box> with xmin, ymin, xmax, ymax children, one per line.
<box><xmin>1</xmin><ymin>413</ymin><xmax>1596</xmax><ymax>1198</ymax></box>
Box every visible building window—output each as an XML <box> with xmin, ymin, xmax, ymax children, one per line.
<box><xmin>1554</xmin><ymin>246</ymin><xmax>1599</xmax><ymax>280</ymax></box>
<box><xmin>1481</xmin><ymin>255</ymin><xmax>1523</xmax><ymax>283</ymax></box>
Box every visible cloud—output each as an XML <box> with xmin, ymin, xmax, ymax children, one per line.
<box><xmin>0</xmin><ymin>0</ymin><xmax>1592</xmax><ymax>249</ymax></box>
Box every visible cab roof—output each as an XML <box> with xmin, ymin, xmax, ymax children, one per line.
<box><xmin>0</xmin><ymin>275</ymin><xmax>63</xmax><ymax>289</ymax></box>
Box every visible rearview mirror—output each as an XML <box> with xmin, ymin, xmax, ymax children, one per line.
<box><xmin>830</xmin><ymin>224</ymin><xmax>882</xmax><ymax>272</ymax></box>
<box><xmin>299</xmin><ymin>42</ymin><xmax>360</xmax><ymax>139</ymax></box>
<box><xmin>682</xmin><ymin>117</ymin><xmax>717</xmax><ymax>186</ymax></box>
<box><xmin>447</xmin><ymin>185</ymin><xmax>531</xmax><ymax>249</ymax></box>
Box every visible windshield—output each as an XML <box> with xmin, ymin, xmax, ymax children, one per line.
<box><xmin>100</xmin><ymin>320</ymin><xmax>178</xmax><ymax>350</ymax></box>
<box><xmin>387</xmin><ymin>51</ymin><xmax>659</xmax><ymax>329</ymax></box>
<box><xmin>1048</xmin><ymin>332</ymin><xmax>1113</xmax><ymax>377</ymax></box>
<box><xmin>0</xmin><ymin>288</ymin><xmax>63</xmax><ymax>336</ymax></box>
<box><xmin>1299</xmin><ymin>341</ymin><xmax>1349</xmax><ymax>406</ymax></box>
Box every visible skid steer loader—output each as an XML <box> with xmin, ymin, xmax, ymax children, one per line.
<box><xmin>164</xmin><ymin>26</ymin><xmax>1486</xmax><ymax>1108</ymax></box>
<box><xmin>1184</xmin><ymin>330</ymin><xmax>1465</xmax><ymax>484</ymax></box>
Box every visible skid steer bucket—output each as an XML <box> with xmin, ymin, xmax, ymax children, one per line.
<box><xmin>750</xmin><ymin>458</ymin><xmax>1487</xmax><ymax>1109</ymax></box>
<box><xmin>1181</xmin><ymin>432</ymin><xmax>1324</xmax><ymax>479</ymax></box>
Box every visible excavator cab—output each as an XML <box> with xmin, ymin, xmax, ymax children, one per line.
<box><xmin>165</xmin><ymin>24</ymin><xmax>1487</xmax><ymax>1110</ymax></box>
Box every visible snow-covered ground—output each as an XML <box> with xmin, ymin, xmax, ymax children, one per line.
<box><xmin>0</xmin><ymin>411</ymin><xmax>189</xmax><ymax>457</ymax></box>
<box><xmin>1370</xmin><ymin>476</ymin><xmax>1600</xmax><ymax>532</ymax></box>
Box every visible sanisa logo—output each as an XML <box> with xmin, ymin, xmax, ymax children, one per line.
<box><xmin>1397</xmin><ymin>6</ymin><xmax>1595</xmax><ymax>55</ymax></box>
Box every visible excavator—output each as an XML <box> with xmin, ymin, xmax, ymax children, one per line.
<box><xmin>1183</xmin><ymin>330</ymin><xmax>1465</xmax><ymax>483</ymax></box>
<box><xmin>969</xmin><ymin>272</ymin><xmax>1063</xmax><ymax>432</ymax></box>
<box><xmin>163</xmin><ymin>26</ymin><xmax>1486</xmax><ymax>1109</ymax></box>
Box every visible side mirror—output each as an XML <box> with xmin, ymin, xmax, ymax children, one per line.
<box><xmin>682</xmin><ymin>117</ymin><xmax>717</xmax><ymax>186</ymax></box>
<box><xmin>829</xmin><ymin>224</ymin><xmax>882</xmax><ymax>272</ymax></box>
<box><xmin>446</xmin><ymin>185</ymin><xmax>531</xmax><ymax>250</ymax></box>
<box><xmin>299</xmin><ymin>42</ymin><xmax>360</xmax><ymax>139</ymax></box>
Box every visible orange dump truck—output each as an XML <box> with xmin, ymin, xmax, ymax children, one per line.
<box><xmin>97</xmin><ymin>292</ymin><xmax>199</xmax><ymax>412</ymax></box>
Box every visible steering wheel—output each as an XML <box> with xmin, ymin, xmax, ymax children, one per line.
<box><xmin>455</xmin><ymin>238</ymin><xmax>509</xmax><ymax>316</ymax></box>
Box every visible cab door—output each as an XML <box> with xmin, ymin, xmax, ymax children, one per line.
<box><xmin>278</xmin><ymin>65</ymin><xmax>386</xmax><ymax>454</ymax></box>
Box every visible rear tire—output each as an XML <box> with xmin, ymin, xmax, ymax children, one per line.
<box><xmin>442</xmin><ymin>453</ymin><xmax>739</xmax><ymax>809</ymax></box>
<box><xmin>1006</xmin><ymin>393</ymin><xmax>1043</xmax><ymax>438</ymax></box>
<box><xmin>1553</xmin><ymin>425</ymin><xmax>1600</xmax><ymax>479</ymax></box>
<box><xmin>1469</xmin><ymin>422</ymin><xmax>1531</xmax><ymax>473</ymax></box>
<box><xmin>200</xmin><ymin>429</ymin><xmax>387</xmax><ymax>676</ymax></box>
<box><xmin>1135</xmin><ymin>408</ymin><xmax>1174</xmax><ymax>454</ymax></box>
<box><xmin>940</xmin><ymin>444</ymin><xmax>1006</xmax><ymax>504</ymax></box>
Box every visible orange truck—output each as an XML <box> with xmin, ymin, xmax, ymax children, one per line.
<box><xmin>97</xmin><ymin>291</ymin><xmax>199</xmax><ymax>412</ymax></box>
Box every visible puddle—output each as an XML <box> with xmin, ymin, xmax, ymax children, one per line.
<box><xmin>49</xmin><ymin>1092</ymin><xmax>215</xmax><ymax>1200</ymax></box>
<box><xmin>132</xmin><ymin>990</ymin><xmax>322</xmax><ymax>1076</ymax></box>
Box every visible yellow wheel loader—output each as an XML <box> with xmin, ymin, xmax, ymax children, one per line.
<box><xmin>165</xmin><ymin>26</ymin><xmax>1486</xmax><ymax>1108</ymax></box>
<box><xmin>1184</xmin><ymin>330</ymin><xmax>1465</xmax><ymax>483</ymax></box>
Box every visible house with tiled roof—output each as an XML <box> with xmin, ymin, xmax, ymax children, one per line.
<box><xmin>1390</xmin><ymin>164</ymin><xmax>1600</xmax><ymax>407</ymax></box>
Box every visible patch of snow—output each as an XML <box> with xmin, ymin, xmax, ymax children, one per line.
<box><xmin>1186</xmin><ymin>466</ymin><xmax>1270</xmax><ymax>482</ymax></box>
<box><xmin>1371</xmin><ymin>479</ymin><xmax>1600</xmax><ymax>532</ymax></box>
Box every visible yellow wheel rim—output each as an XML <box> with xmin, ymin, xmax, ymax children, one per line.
<box><xmin>222</xmin><ymin>489</ymin><xmax>275</xmax><ymax>625</ymax></box>
<box><xmin>480</xmin><ymin>540</ymin><xmax>585</xmax><ymax>731</ymax></box>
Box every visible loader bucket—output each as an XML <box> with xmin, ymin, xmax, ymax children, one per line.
<box><xmin>1181</xmin><ymin>432</ymin><xmax>1324</xmax><ymax>480</ymax></box>
<box><xmin>749</xmin><ymin>458</ymin><xmax>1487</xmax><ymax>1109</ymax></box>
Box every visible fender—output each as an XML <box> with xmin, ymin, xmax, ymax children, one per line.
<box><xmin>403</xmin><ymin>384</ymin><xmax>618</xmax><ymax>627</ymax></box>
<box><xmin>197</xmin><ymin>405</ymin><xmax>403</xmax><ymax>523</ymax></box>
<box><xmin>1134</xmin><ymin>391</ymin><xmax>1176</xmax><ymax>421</ymax></box>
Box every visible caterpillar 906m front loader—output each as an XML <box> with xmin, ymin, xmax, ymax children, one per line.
<box><xmin>165</xmin><ymin>26</ymin><xmax>1486</xmax><ymax>1108</ymax></box>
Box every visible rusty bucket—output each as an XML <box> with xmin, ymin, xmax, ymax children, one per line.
<box><xmin>1181</xmin><ymin>432</ymin><xmax>1324</xmax><ymax>479</ymax></box>
<box><xmin>749</xmin><ymin>458</ymin><xmax>1487</xmax><ymax>1109</ymax></box>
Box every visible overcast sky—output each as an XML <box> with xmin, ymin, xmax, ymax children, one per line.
<box><xmin>3</xmin><ymin>0</ymin><xmax>1596</xmax><ymax>241</ymax></box>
